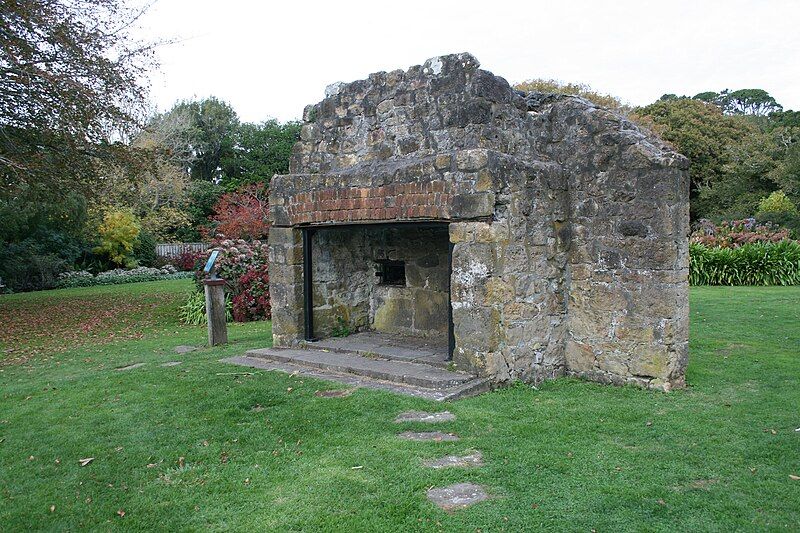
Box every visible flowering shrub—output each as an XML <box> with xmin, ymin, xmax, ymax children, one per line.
<box><xmin>56</xmin><ymin>266</ymin><xmax>191</xmax><ymax>288</ymax></box>
<box><xmin>193</xmin><ymin>236</ymin><xmax>269</xmax><ymax>290</ymax></box>
<box><xmin>189</xmin><ymin>235</ymin><xmax>271</xmax><ymax>322</ymax></box>
<box><xmin>55</xmin><ymin>270</ymin><xmax>94</xmax><ymax>287</ymax></box>
<box><xmin>690</xmin><ymin>218</ymin><xmax>793</xmax><ymax>248</ymax></box>
<box><xmin>231</xmin><ymin>266</ymin><xmax>271</xmax><ymax>321</ymax></box>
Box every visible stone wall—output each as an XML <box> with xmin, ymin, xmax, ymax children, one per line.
<box><xmin>268</xmin><ymin>53</ymin><xmax>690</xmax><ymax>391</ymax></box>
<box><xmin>309</xmin><ymin>225</ymin><xmax>450</xmax><ymax>338</ymax></box>
<box><xmin>527</xmin><ymin>95</ymin><xmax>690</xmax><ymax>390</ymax></box>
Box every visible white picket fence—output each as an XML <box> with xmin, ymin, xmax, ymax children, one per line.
<box><xmin>155</xmin><ymin>242</ymin><xmax>209</xmax><ymax>258</ymax></box>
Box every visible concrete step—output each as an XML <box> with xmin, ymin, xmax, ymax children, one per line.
<box><xmin>222</xmin><ymin>355</ymin><xmax>491</xmax><ymax>401</ymax></box>
<box><xmin>308</xmin><ymin>333</ymin><xmax>450</xmax><ymax>368</ymax></box>
<box><xmin>244</xmin><ymin>347</ymin><xmax>473</xmax><ymax>389</ymax></box>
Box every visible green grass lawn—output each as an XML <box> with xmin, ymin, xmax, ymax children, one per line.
<box><xmin>1</xmin><ymin>280</ymin><xmax>798</xmax><ymax>531</ymax></box>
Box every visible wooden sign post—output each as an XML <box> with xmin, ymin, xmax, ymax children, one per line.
<box><xmin>202</xmin><ymin>250</ymin><xmax>228</xmax><ymax>346</ymax></box>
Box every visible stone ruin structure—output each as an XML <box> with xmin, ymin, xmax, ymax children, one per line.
<box><xmin>268</xmin><ymin>53</ymin><xmax>690</xmax><ymax>391</ymax></box>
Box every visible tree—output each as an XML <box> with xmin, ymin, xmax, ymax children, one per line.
<box><xmin>178</xmin><ymin>181</ymin><xmax>224</xmax><ymax>241</ymax></box>
<box><xmin>94</xmin><ymin>208</ymin><xmax>140</xmax><ymax>267</ymax></box>
<box><xmin>700</xmin><ymin>125</ymin><xmax>779</xmax><ymax>218</ymax></box>
<box><xmin>0</xmin><ymin>0</ymin><xmax>155</xmax><ymax>200</ymax></box>
<box><xmin>221</xmin><ymin>120</ymin><xmax>301</xmax><ymax>187</ymax></box>
<box><xmin>632</xmin><ymin>98</ymin><xmax>763</xmax><ymax>219</ymax></box>
<box><xmin>152</xmin><ymin>98</ymin><xmax>239</xmax><ymax>183</ymax></box>
<box><xmin>689</xmin><ymin>89</ymin><xmax>783</xmax><ymax>117</ymax></box>
<box><xmin>719</xmin><ymin>89</ymin><xmax>782</xmax><ymax>116</ymax></box>
<box><xmin>692</xmin><ymin>91</ymin><xmax>719</xmax><ymax>103</ymax></box>
<box><xmin>208</xmin><ymin>183</ymin><xmax>270</xmax><ymax>240</ymax></box>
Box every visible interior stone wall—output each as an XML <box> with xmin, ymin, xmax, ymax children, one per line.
<box><xmin>310</xmin><ymin>225</ymin><xmax>450</xmax><ymax>338</ymax></box>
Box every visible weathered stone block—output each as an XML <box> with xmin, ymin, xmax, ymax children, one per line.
<box><xmin>451</xmin><ymin>192</ymin><xmax>495</xmax><ymax>219</ymax></box>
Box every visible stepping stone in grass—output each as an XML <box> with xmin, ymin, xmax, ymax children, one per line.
<box><xmin>174</xmin><ymin>345</ymin><xmax>197</xmax><ymax>354</ymax></box>
<box><xmin>394</xmin><ymin>411</ymin><xmax>456</xmax><ymax>423</ymax></box>
<box><xmin>427</xmin><ymin>482</ymin><xmax>489</xmax><ymax>510</ymax></box>
<box><xmin>116</xmin><ymin>363</ymin><xmax>145</xmax><ymax>371</ymax></box>
<box><xmin>397</xmin><ymin>431</ymin><xmax>459</xmax><ymax>442</ymax></box>
<box><xmin>161</xmin><ymin>361</ymin><xmax>182</xmax><ymax>367</ymax></box>
<box><xmin>315</xmin><ymin>389</ymin><xmax>355</xmax><ymax>398</ymax></box>
<box><xmin>423</xmin><ymin>451</ymin><xmax>483</xmax><ymax>469</ymax></box>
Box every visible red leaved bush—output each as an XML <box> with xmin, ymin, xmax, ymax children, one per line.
<box><xmin>172</xmin><ymin>250</ymin><xmax>206</xmax><ymax>272</ymax></box>
<box><xmin>231</xmin><ymin>266</ymin><xmax>271</xmax><ymax>322</ymax></box>
<box><xmin>207</xmin><ymin>183</ymin><xmax>271</xmax><ymax>241</ymax></box>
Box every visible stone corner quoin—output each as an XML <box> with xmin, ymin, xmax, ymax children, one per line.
<box><xmin>268</xmin><ymin>52</ymin><xmax>690</xmax><ymax>392</ymax></box>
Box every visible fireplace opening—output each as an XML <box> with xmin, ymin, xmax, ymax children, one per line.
<box><xmin>309</xmin><ymin>223</ymin><xmax>450</xmax><ymax>340</ymax></box>
<box><xmin>376</xmin><ymin>260</ymin><xmax>406</xmax><ymax>286</ymax></box>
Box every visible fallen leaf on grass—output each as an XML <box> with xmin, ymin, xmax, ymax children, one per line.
<box><xmin>178</xmin><ymin>456</ymin><xmax>185</xmax><ymax>468</ymax></box>
<box><xmin>79</xmin><ymin>457</ymin><xmax>94</xmax><ymax>467</ymax></box>
<box><xmin>116</xmin><ymin>509</ymin><xmax>125</xmax><ymax>518</ymax></box>
<box><xmin>49</xmin><ymin>505</ymin><xmax>55</xmax><ymax>512</ymax></box>
<box><xmin>790</xmin><ymin>474</ymin><xmax>800</xmax><ymax>481</ymax></box>
<box><xmin>146</xmin><ymin>463</ymin><xmax>157</xmax><ymax>468</ymax></box>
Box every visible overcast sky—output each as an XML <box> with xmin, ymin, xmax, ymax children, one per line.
<box><xmin>135</xmin><ymin>0</ymin><xmax>800</xmax><ymax>123</ymax></box>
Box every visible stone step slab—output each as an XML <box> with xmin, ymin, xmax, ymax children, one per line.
<box><xmin>427</xmin><ymin>483</ymin><xmax>489</xmax><ymax>510</ymax></box>
<box><xmin>116</xmin><ymin>363</ymin><xmax>145</xmax><ymax>371</ymax></box>
<box><xmin>397</xmin><ymin>431</ymin><xmax>459</xmax><ymax>442</ymax></box>
<box><xmin>245</xmin><ymin>348</ymin><xmax>473</xmax><ymax>389</ymax></box>
<box><xmin>394</xmin><ymin>411</ymin><xmax>456</xmax><ymax>423</ymax></box>
<box><xmin>423</xmin><ymin>451</ymin><xmax>483</xmax><ymax>469</ymax></box>
<box><xmin>222</xmin><ymin>356</ymin><xmax>491</xmax><ymax>401</ymax></box>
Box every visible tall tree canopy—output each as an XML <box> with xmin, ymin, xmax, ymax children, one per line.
<box><xmin>632</xmin><ymin>98</ymin><xmax>766</xmax><ymax>218</ymax></box>
<box><xmin>222</xmin><ymin>120</ymin><xmax>301</xmax><ymax>187</ymax></box>
<box><xmin>0</xmin><ymin>0</ymin><xmax>155</xmax><ymax>199</ymax></box>
<box><xmin>691</xmin><ymin>89</ymin><xmax>783</xmax><ymax>116</ymax></box>
<box><xmin>144</xmin><ymin>98</ymin><xmax>300</xmax><ymax>187</ymax></box>
<box><xmin>146</xmin><ymin>97</ymin><xmax>239</xmax><ymax>183</ymax></box>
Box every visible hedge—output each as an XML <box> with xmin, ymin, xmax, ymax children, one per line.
<box><xmin>55</xmin><ymin>266</ymin><xmax>193</xmax><ymax>289</ymax></box>
<box><xmin>689</xmin><ymin>241</ymin><xmax>800</xmax><ymax>286</ymax></box>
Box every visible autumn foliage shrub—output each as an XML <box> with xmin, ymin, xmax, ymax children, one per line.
<box><xmin>207</xmin><ymin>183</ymin><xmax>270</xmax><ymax>240</ymax></box>
<box><xmin>94</xmin><ymin>208</ymin><xmax>140</xmax><ymax>267</ymax></box>
<box><xmin>171</xmin><ymin>250</ymin><xmax>206</xmax><ymax>272</ymax></box>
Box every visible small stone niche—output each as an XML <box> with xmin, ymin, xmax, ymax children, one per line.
<box><xmin>376</xmin><ymin>260</ymin><xmax>406</xmax><ymax>286</ymax></box>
